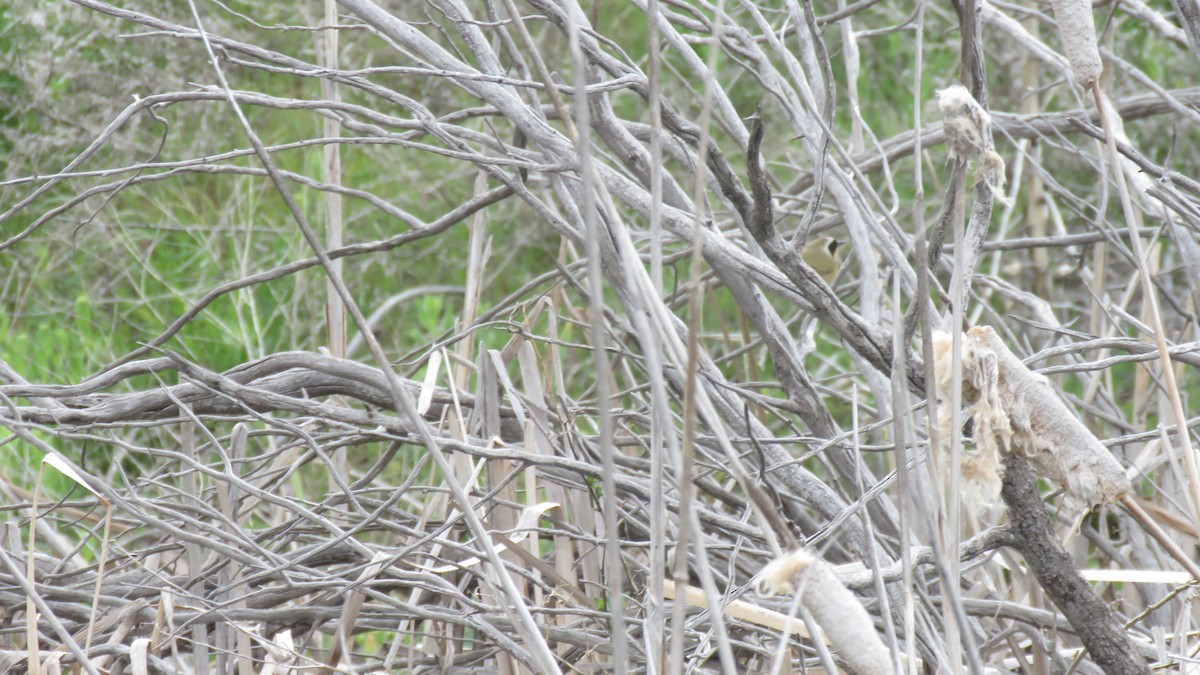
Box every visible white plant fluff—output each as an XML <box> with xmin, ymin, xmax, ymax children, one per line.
<box><xmin>931</xmin><ymin>327</ymin><xmax>1130</xmax><ymax>508</ymax></box>
<box><xmin>938</xmin><ymin>85</ymin><xmax>1008</xmax><ymax>202</ymax></box>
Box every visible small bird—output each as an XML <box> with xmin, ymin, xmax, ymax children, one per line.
<box><xmin>801</xmin><ymin>236</ymin><xmax>844</xmax><ymax>284</ymax></box>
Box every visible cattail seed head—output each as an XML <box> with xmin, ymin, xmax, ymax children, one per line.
<box><xmin>937</xmin><ymin>85</ymin><xmax>991</xmax><ymax>162</ymax></box>
<box><xmin>1049</xmin><ymin>0</ymin><xmax>1103</xmax><ymax>87</ymax></box>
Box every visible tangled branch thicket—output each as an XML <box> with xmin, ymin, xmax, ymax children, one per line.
<box><xmin>2</xmin><ymin>0</ymin><xmax>1200</xmax><ymax>672</ymax></box>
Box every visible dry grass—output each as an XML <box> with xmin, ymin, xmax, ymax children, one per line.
<box><xmin>2</xmin><ymin>0</ymin><xmax>1200</xmax><ymax>673</ymax></box>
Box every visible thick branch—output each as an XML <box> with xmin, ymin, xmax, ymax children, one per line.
<box><xmin>1000</xmin><ymin>453</ymin><xmax>1150</xmax><ymax>675</ymax></box>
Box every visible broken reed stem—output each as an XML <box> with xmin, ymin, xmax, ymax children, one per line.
<box><xmin>1055</xmin><ymin>0</ymin><xmax>1200</xmax><ymax>586</ymax></box>
<box><xmin>1067</xmin><ymin>0</ymin><xmax>1200</xmax><ymax>593</ymax></box>
<box><xmin>1090</xmin><ymin>80</ymin><xmax>1200</xmax><ymax>534</ymax></box>
<box><xmin>1118</xmin><ymin>495</ymin><xmax>1200</xmax><ymax>584</ymax></box>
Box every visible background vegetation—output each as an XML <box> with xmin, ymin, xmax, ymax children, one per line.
<box><xmin>1</xmin><ymin>0</ymin><xmax>1199</xmax><ymax>672</ymax></box>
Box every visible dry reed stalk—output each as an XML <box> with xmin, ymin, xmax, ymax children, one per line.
<box><xmin>9</xmin><ymin>0</ymin><xmax>1200</xmax><ymax>671</ymax></box>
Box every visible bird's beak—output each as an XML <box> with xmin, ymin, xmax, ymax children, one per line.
<box><xmin>830</xmin><ymin>239</ymin><xmax>845</xmax><ymax>253</ymax></box>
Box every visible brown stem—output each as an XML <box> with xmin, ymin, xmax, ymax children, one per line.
<box><xmin>1119</xmin><ymin>494</ymin><xmax>1200</xmax><ymax>584</ymax></box>
<box><xmin>1000</xmin><ymin>452</ymin><xmax>1150</xmax><ymax>674</ymax></box>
